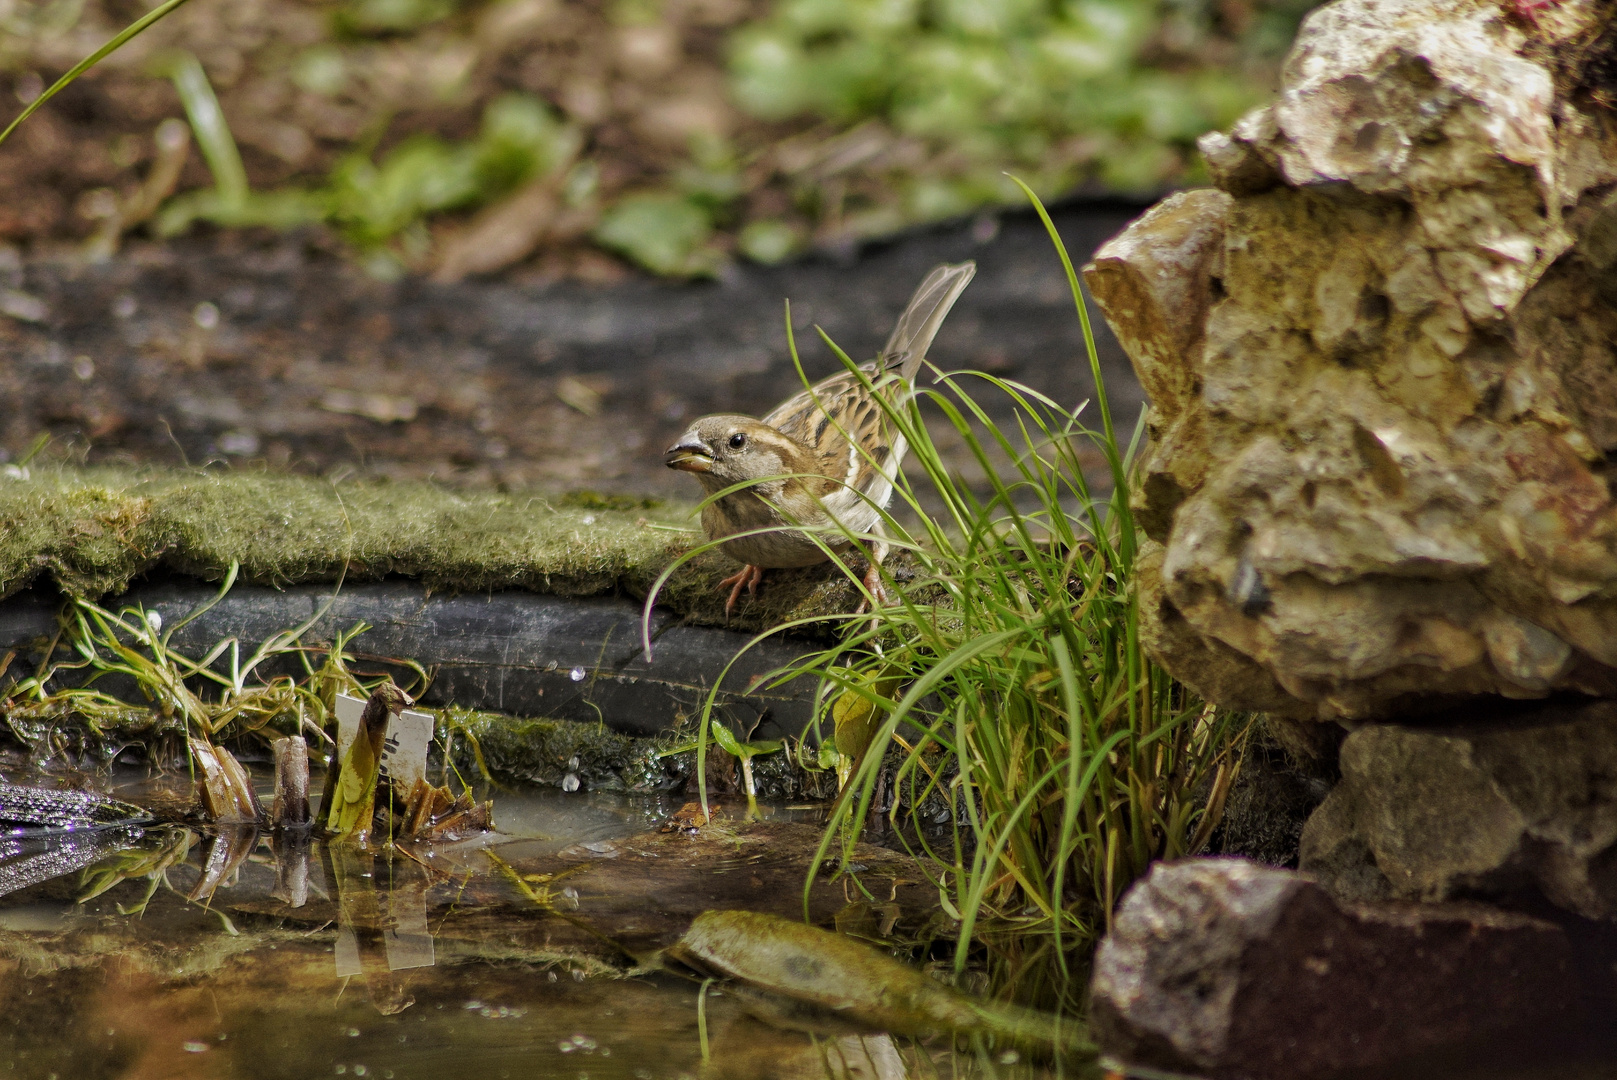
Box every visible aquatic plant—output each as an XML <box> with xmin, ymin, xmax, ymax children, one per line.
<box><xmin>0</xmin><ymin>564</ymin><xmax>419</xmax><ymax>767</ymax></box>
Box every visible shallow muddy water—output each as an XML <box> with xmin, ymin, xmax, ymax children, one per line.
<box><xmin>0</xmin><ymin>768</ymin><xmax>1059</xmax><ymax>1080</ymax></box>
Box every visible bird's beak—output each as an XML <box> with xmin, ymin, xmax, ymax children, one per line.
<box><xmin>665</xmin><ymin>438</ymin><xmax>713</xmax><ymax>473</ymax></box>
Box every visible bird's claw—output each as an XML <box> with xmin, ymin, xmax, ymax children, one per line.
<box><xmin>719</xmin><ymin>565</ymin><xmax>764</xmax><ymax>617</ymax></box>
<box><xmin>854</xmin><ymin>561</ymin><xmax>891</xmax><ymax>616</ymax></box>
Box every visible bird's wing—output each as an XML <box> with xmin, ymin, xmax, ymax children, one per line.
<box><xmin>763</xmin><ymin>364</ymin><xmax>897</xmax><ymax>504</ymax></box>
<box><xmin>759</xmin><ymin>261</ymin><xmax>973</xmax><ymax>513</ymax></box>
<box><xmin>881</xmin><ymin>261</ymin><xmax>975</xmax><ymax>381</ymax></box>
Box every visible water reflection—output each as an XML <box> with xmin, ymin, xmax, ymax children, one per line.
<box><xmin>270</xmin><ymin>829</ymin><xmax>314</xmax><ymax>908</ymax></box>
<box><xmin>191</xmin><ymin>825</ymin><xmax>260</xmax><ymax>902</ymax></box>
<box><xmin>330</xmin><ymin>845</ymin><xmax>436</xmax><ymax>1015</ymax></box>
<box><xmin>0</xmin><ymin>776</ymin><xmax>1056</xmax><ymax>1080</ymax></box>
<box><xmin>0</xmin><ymin>823</ymin><xmax>145</xmax><ymax>896</ymax></box>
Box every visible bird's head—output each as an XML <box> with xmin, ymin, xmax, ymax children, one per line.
<box><xmin>665</xmin><ymin>416</ymin><xmax>801</xmax><ymax>493</ymax></box>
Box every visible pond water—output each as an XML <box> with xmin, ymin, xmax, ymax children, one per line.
<box><xmin>0</xmin><ymin>768</ymin><xmax>1063</xmax><ymax>1080</ymax></box>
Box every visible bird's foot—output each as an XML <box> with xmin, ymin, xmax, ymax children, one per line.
<box><xmin>719</xmin><ymin>564</ymin><xmax>764</xmax><ymax>617</ymax></box>
<box><xmin>854</xmin><ymin>561</ymin><xmax>892</xmax><ymax>615</ymax></box>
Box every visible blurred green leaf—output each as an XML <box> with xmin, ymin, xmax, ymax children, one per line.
<box><xmin>291</xmin><ymin>46</ymin><xmax>347</xmax><ymax>96</ymax></box>
<box><xmin>155</xmin><ymin>188</ymin><xmax>325</xmax><ymax>236</ymax></box>
<box><xmin>595</xmin><ymin>193</ymin><xmax>719</xmax><ymax>277</ymax></box>
<box><xmin>156</xmin><ymin>51</ymin><xmax>249</xmax><ymax>212</ymax></box>
<box><xmin>336</xmin><ymin>0</ymin><xmax>455</xmax><ymax>35</ymax></box>
<box><xmin>327</xmin><ymin>136</ymin><xmax>481</xmax><ymax>246</ymax></box>
<box><xmin>737</xmin><ymin>220</ymin><xmax>802</xmax><ymax>264</ymax></box>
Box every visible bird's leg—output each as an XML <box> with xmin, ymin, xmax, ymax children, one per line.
<box><xmin>719</xmin><ymin>564</ymin><xmax>764</xmax><ymax>617</ymax></box>
<box><xmin>855</xmin><ymin>532</ymin><xmax>891</xmax><ymax>615</ymax></box>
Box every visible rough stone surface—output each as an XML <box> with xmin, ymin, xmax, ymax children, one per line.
<box><xmin>1090</xmin><ymin>857</ymin><xmax>1576</xmax><ymax>1080</ymax></box>
<box><xmin>1212</xmin><ymin>720</ymin><xmax>1336</xmax><ymax>868</ymax></box>
<box><xmin>1300</xmin><ymin>699</ymin><xmax>1617</xmax><ymax>917</ymax></box>
<box><xmin>1084</xmin><ymin>0</ymin><xmax>1617</xmax><ymax>721</ymax></box>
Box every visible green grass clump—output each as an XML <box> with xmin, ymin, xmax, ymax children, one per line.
<box><xmin>814</xmin><ymin>194</ymin><xmax>1244</xmax><ymax>1009</ymax></box>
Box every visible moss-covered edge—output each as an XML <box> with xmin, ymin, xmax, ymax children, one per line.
<box><xmin>0</xmin><ymin>466</ymin><xmax>869</xmax><ymax>633</ymax></box>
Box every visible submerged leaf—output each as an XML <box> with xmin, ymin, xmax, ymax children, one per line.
<box><xmin>666</xmin><ymin>910</ymin><xmax>1091</xmax><ymax>1057</ymax></box>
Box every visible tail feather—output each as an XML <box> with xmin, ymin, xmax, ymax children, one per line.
<box><xmin>881</xmin><ymin>261</ymin><xmax>976</xmax><ymax>381</ymax></box>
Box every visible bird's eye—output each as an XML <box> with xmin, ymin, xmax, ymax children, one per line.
<box><xmin>728</xmin><ymin>432</ymin><xmax>747</xmax><ymax>450</ymax></box>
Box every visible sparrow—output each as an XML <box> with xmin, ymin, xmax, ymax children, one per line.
<box><xmin>664</xmin><ymin>261</ymin><xmax>976</xmax><ymax>616</ymax></box>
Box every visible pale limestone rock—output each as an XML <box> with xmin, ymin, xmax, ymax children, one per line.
<box><xmin>1085</xmin><ymin>0</ymin><xmax>1617</xmax><ymax>721</ymax></box>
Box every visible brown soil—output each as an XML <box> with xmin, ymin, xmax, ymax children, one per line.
<box><xmin>0</xmin><ymin>200</ymin><xmax>1146</xmax><ymax>499</ymax></box>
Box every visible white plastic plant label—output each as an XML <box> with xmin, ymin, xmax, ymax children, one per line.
<box><xmin>334</xmin><ymin>691</ymin><xmax>434</xmax><ymax>793</ymax></box>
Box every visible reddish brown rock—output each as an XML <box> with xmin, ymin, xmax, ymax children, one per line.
<box><xmin>1090</xmin><ymin>858</ymin><xmax>1575</xmax><ymax>1080</ymax></box>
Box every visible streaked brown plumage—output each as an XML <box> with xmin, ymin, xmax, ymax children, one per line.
<box><xmin>665</xmin><ymin>261</ymin><xmax>976</xmax><ymax>614</ymax></box>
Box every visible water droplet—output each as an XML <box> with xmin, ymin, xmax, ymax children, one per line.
<box><xmin>346</xmin><ymin>1028</ymin><xmax>361</xmax><ymax>1037</ymax></box>
<box><xmin>182</xmin><ymin>1042</ymin><xmax>208</xmax><ymax>1054</ymax></box>
<box><xmin>567</xmin><ymin>756</ymin><xmax>580</xmax><ymax>770</ymax></box>
<box><xmin>569</xmin><ymin>666</ymin><xmax>586</xmax><ymax>682</ymax></box>
<box><xmin>354</xmin><ymin>1068</ymin><xmax>368</xmax><ymax>1078</ymax></box>
<box><xmin>462</xmin><ymin>1001</ymin><xmax>483</xmax><ymax>1011</ymax></box>
<box><xmin>112</xmin><ymin>294</ymin><xmax>137</xmax><ymax>319</ymax></box>
<box><xmin>562</xmin><ymin>773</ymin><xmax>580</xmax><ymax>793</ymax></box>
<box><xmin>145</xmin><ymin>610</ymin><xmax>163</xmax><ymax>634</ymax></box>
<box><xmin>218</xmin><ymin>429</ymin><xmax>260</xmax><ymax>456</ymax></box>
<box><xmin>193</xmin><ymin>301</ymin><xmax>220</xmax><ymax>329</ymax></box>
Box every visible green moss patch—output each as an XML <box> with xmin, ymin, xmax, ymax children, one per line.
<box><xmin>443</xmin><ymin>709</ymin><xmax>682</xmax><ymax>793</ymax></box>
<box><xmin>0</xmin><ymin>466</ymin><xmax>871</xmax><ymax>633</ymax></box>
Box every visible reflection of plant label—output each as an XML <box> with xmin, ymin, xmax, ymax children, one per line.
<box><xmin>381</xmin><ymin>881</ymin><xmax>435</xmax><ymax>971</ymax></box>
<box><xmin>334</xmin><ymin>692</ymin><xmax>433</xmax><ymax>792</ymax></box>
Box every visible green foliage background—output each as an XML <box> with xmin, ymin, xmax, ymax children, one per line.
<box><xmin>0</xmin><ymin>0</ymin><xmax>1320</xmax><ymax>276</ymax></box>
